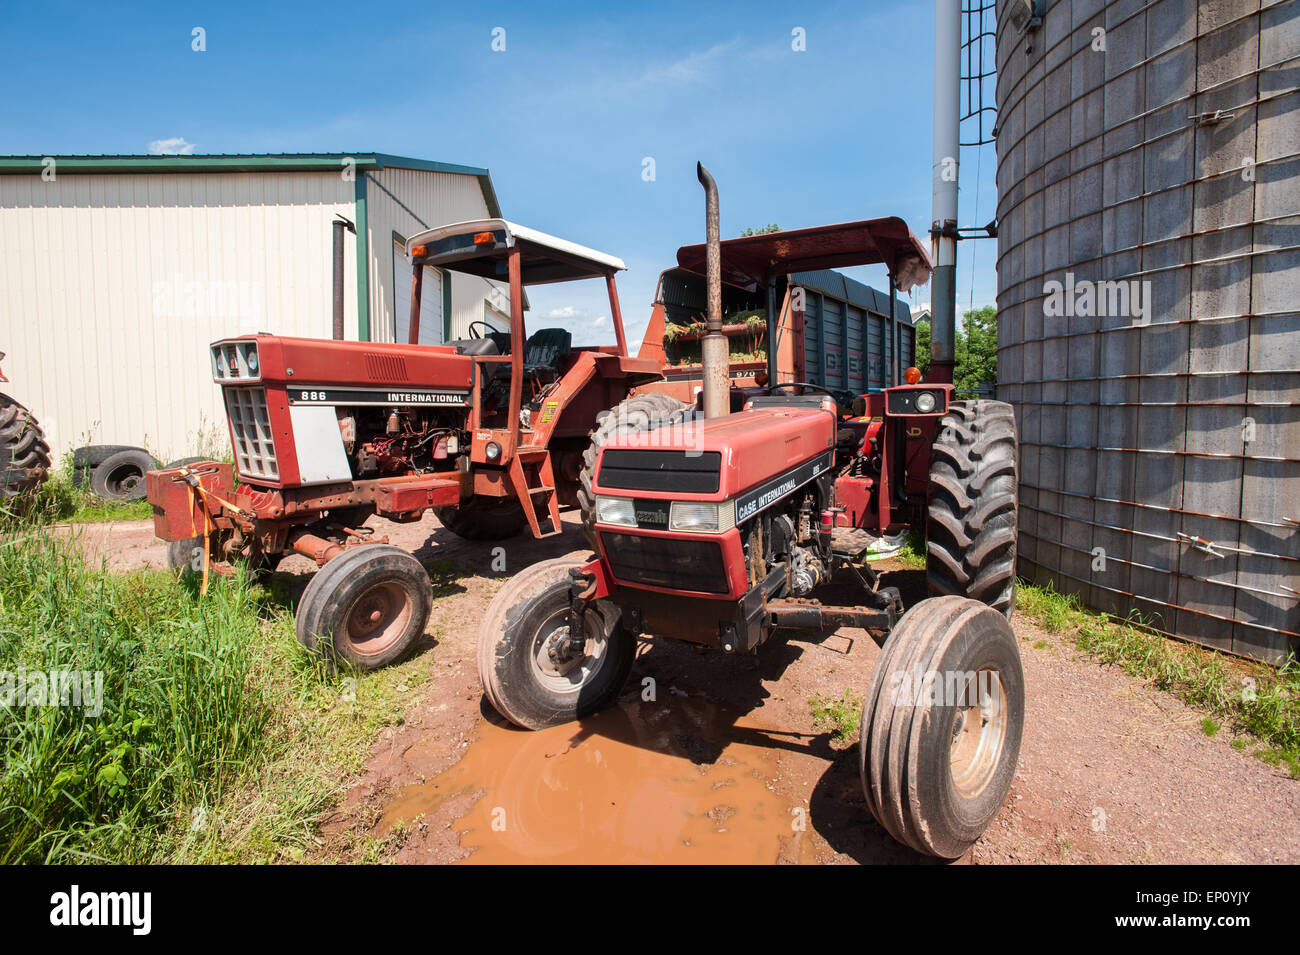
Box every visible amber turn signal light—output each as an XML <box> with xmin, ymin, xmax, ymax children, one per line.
<box><xmin>473</xmin><ymin>231</ymin><xmax>495</xmax><ymax>245</ymax></box>
<box><xmin>411</xmin><ymin>244</ymin><xmax>428</xmax><ymax>257</ymax></box>
<box><xmin>903</xmin><ymin>366</ymin><xmax>923</xmax><ymax>384</ymax></box>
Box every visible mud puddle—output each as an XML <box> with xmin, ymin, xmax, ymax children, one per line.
<box><xmin>380</xmin><ymin>699</ymin><xmax>808</xmax><ymax>863</ymax></box>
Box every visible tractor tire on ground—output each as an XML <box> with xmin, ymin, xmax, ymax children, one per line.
<box><xmin>478</xmin><ymin>557</ymin><xmax>634</xmax><ymax>730</ymax></box>
<box><xmin>926</xmin><ymin>399</ymin><xmax>1018</xmax><ymax>616</ymax></box>
<box><xmin>0</xmin><ymin>394</ymin><xmax>52</xmax><ymax>505</ymax></box>
<box><xmin>71</xmin><ymin>444</ymin><xmax>144</xmax><ymax>471</ymax></box>
<box><xmin>576</xmin><ymin>393</ymin><xmax>696</xmax><ymax>550</ymax></box>
<box><xmin>433</xmin><ymin>497</ymin><xmax>528</xmax><ymax>541</ymax></box>
<box><xmin>295</xmin><ymin>544</ymin><xmax>432</xmax><ymax>671</ymax></box>
<box><xmin>859</xmin><ymin>595</ymin><xmax>1025</xmax><ymax>859</ymax></box>
<box><xmin>90</xmin><ymin>448</ymin><xmax>159</xmax><ymax>503</ymax></box>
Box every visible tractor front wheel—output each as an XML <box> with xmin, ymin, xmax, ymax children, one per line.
<box><xmin>926</xmin><ymin>399</ymin><xmax>1018</xmax><ymax>616</ymax></box>
<box><xmin>295</xmin><ymin>544</ymin><xmax>432</xmax><ymax>671</ymax></box>
<box><xmin>478</xmin><ymin>557</ymin><xmax>634</xmax><ymax>729</ymax></box>
<box><xmin>859</xmin><ymin>595</ymin><xmax>1024</xmax><ymax>859</ymax></box>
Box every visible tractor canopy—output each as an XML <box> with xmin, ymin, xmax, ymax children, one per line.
<box><xmin>675</xmin><ymin>218</ymin><xmax>932</xmax><ymax>293</ymax></box>
<box><xmin>406</xmin><ymin>218</ymin><xmax>626</xmax><ymax>286</ymax></box>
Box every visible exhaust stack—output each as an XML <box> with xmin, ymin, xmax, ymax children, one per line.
<box><xmin>697</xmin><ymin>162</ymin><xmax>729</xmax><ymax>419</ymax></box>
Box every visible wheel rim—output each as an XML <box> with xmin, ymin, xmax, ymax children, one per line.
<box><xmin>342</xmin><ymin>581</ymin><xmax>414</xmax><ymax>658</ymax></box>
<box><xmin>529</xmin><ymin>607</ymin><xmax>610</xmax><ymax>695</ymax></box>
<box><xmin>105</xmin><ymin>464</ymin><xmax>143</xmax><ymax>496</ymax></box>
<box><xmin>949</xmin><ymin>667</ymin><xmax>1009</xmax><ymax>799</ymax></box>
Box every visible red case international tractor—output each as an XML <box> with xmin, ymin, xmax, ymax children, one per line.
<box><xmin>145</xmin><ymin>220</ymin><xmax>684</xmax><ymax>669</ymax></box>
<box><xmin>480</xmin><ymin>166</ymin><xmax>1025</xmax><ymax>859</ymax></box>
<box><xmin>0</xmin><ymin>351</ymin><xmax>52</xmax><ymax>507</ymax></box>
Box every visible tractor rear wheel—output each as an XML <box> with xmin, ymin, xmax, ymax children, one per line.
<box><xmin>859</xmin><ymin>595</ymin><xmax>1024</xmax><ymax>859</ymax></box>
<box><xmin>295</xmin><ymin>544</ymin><xmax>432</xmax><ymax>671</ymax></box>
<box><xmin>926</xmin><ymin>399</ymin><xmax>1018</xmax><ymax>616</ymax></box>
<box><xmin>0</xmin><ymin>394</ymin><xmax>51</xmax><ymax>507</ymax></box>
<box><xmin>577</xmin><ymin>393</ymin><xmax>695</xmax><ymax>550</ymax></box>
<box><xmin>433</xmin><ymin>497</ymin><xmax>528</xmax><ymax>541</ymax></box>
<box><xmin>478</xmin><ymin>557</ymin><xmax>634</xmax><ymax>729</ymax></box>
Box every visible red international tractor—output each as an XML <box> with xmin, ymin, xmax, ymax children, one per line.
<box><xmin>479</xmin><ymin>166</ymin><xmax>1024</xmax><ymax>859</ymax></box>
<box><xmin>145</xmin><ymin>219</ymin><xmax>688</xmax><ymax>669</ymax></box>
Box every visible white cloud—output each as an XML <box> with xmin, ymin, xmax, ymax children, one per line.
<box><xmin>544</xmin><ymin>305</ymin><xmax>579</xmax><ymax>319</ymax></box>
<box><xmin>148</xmin><ymin>137</ymin><xmax>196</xmax><ymax>155</ymax></box>
<box><xmin>592</xmin><ymin>315</ymin><xmax>607</xmax><ymax>326</ymax></box>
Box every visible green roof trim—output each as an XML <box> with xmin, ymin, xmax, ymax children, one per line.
<box><xmin>0</xmin><ymin>152</ymin><xmax>503</xmax><ymax>217</ymax></box>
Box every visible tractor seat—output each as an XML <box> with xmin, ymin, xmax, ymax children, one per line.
<box><xmin>492</xmin><ymin>328</ymin><xmax>572</xmax><ymax>384</ymax></box>
<box><xmin>522</xmin><ymin>327</ymin><xmax>571</xmax><ymax>373</ymax></box>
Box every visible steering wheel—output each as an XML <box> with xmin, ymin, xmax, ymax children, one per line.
<box><xmin>768</xmin><ymin>381</ymin><xmax>836</xmax><ymax>397</ymax></box>
<box><xmin>467</xmin><ymin>320</ymin><xmax>494</xmax><ymax>340</ymax></box>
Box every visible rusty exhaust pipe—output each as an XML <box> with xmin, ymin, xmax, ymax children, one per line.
<box><xmin>697</xmin><ymin>162</ymin><xmax>729</xmax><ymax>419</ymax></box>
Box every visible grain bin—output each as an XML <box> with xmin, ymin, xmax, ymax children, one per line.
<box><xmin>994</xmin><ymin>0</ymin><xmax>1299</xmax><ymax>661</ymax></box>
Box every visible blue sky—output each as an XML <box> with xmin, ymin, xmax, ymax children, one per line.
<box><xmin>0</xmin><ymin>0</ymin><xmax>999</xmax><ymax>345</ymax></box>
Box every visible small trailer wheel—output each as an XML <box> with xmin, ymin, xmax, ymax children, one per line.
<box><xmin>90</xmin><ymin>448</ymin><xmax>158</xmax><ymax>502</ymax></box>
<box><xmin>295</xmin><ymin>545</ymin><xmax>432</xmax><ymax>671</ymax></box>
<box><xmin>859</xmin><ymin>595</ymin><xmax>1024</xmax><ymax>859</ymax></box>
<box><xmin>478</xmin><ymin>558</ymin><xmax>634</xmax><ymax>729</ymax></box>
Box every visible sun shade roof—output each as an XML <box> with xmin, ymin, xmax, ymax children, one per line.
<box><xmin>675</xmin><ymin>218</ymin><xmax>932</xmax><ymax>293</ymax></box>
<box><xmin>405</xmin><ymin>218</ymin><xmax>625</xmax><ymax>285</ymax></box>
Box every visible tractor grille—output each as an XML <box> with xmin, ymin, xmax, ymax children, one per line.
<box><xmin>602</xmin><ymin>532</ymin><xmax>728</xmax><ymax>594</ymax></box>
<box><xmin>223</xmin><ymin>386</ymin><xmax>279</xmax><ymax>482</ymax></box>
<box><xmin>598</xmin><ymin>450</ymin><xmax>721</xmax><ymax>493</ymax></box>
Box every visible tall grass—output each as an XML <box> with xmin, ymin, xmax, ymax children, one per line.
<box><xmin>0</xmin><ymin>526</ymin><xmax>277</xmax><ymax>862</ymax></box>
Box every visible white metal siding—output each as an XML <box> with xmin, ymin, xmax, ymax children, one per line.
<box><xmin>0</xmin><ymin>171</ymin><xmax>356</xmax><ymax>461</ymax></box>
<box><xmin>393</xmin><ymin>240</ymin><xmax>444</xmax><ymax>346</ymax></box>
<box><xmin>365</xmin><ymin>167</ymin><xmax>508</xmax><ymax>343</ymax></box>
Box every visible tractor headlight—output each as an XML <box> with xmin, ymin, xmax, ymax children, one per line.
<box><xmin>595</xmin><ymin>496</ymin><xmax>636</xmax><ymax>527</ymax></box>
<box><xmin>245</xmin><ymin>348</ymin><xmax>258</xmax><ymax>373</ymax></box>
<box><xmin>485</xmin><ymin>441</ymin><xmax>502</xmax><ymax>461</ymax></box>
<box><xmin>915</xmin><ymin>391</ymin><xmax>937</xmax><ymax>413</ymax></box>
<box><xmin>670</xmin><ymin>499</ymin><xmax>735</xmax><ymax>533</ymax></box>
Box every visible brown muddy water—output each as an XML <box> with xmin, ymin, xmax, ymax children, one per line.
<box><xmin>380</xmin><ymin>699</ymin><xmax>814</xmax><ymax>864</ymax></box>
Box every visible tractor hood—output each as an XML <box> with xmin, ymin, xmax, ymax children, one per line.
<box><xmin>592</xmin><ymin>405</ymin><xmax>836</xmax><ymax>504</ymax></box>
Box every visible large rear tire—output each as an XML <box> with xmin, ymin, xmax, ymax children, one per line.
<box><xmin>295</xmin><ymin>545</ymin><xmax>432</xmax><ymax>671</ymax></box>
<box><xmin>433</xmin><ymin>496</ymin><xmax>528</xmax><ymax>541</ymax></box>
<box><xmin>926</xmin><ymin>399</ymin><xmax>1018</xmax><ymax>616</ymax></box>
<box><xmin>859</xmin><ymin>595</ymin><xmax>1024</xmax><ymax>859</ymax></box>
<box><xmin>0</xmin><ymin>394</ymin><xmax>51</xmax><ymax>506</ymax></box>
<box><xmin>576</xmin><ymin>393</ymin><xmax>695</xmax><ymax>550</ymax></box>
<box><xmin>478</xmin><ymin>557</ymin><xmax>634</xmax><ymax>730</ymax></box>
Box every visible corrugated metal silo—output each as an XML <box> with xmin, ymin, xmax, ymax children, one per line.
<box><xmin>994</xmin><ymin>0</ymin><xmax>1299</xmax><ymax>661</ymax></box>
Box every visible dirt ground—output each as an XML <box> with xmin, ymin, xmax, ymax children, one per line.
<box><xmin>74</xmin><ymin>512</ymin><xmax>1300</xmax><ymax>865</ymax></box>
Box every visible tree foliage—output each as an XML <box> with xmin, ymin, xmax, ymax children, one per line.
<box><xmin>911</xmin><ymin>305</ymin><xmax>998</xmax><ymax>395</ymax></box>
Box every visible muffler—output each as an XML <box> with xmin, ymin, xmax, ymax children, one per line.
<box><xmin>697</xmin><ymin>162</ymin><xmax>729</xmax><ymax>419</ymax></box>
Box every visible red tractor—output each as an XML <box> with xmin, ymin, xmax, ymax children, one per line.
<box><xmin>146</xmin><ymin>219</ymin><xmax>687</xmax><ymax>669</ymax></box>
<box><xmin>479</xmin><ymin>165</ymin><xmax>1024</xmax><ymax>859</ymax></box>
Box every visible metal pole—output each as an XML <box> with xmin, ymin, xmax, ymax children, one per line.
<box><xmin>697</xmin><ymin>162</ymin><xmax>729</xmax><ymax>418</ymax></box>
<box><xmin>408</xmin><ymin>263</ymin><xmax>423</xmax><ymax>344</ymax></box>
<box><xmin>930</xmin><ymin>0</ymin><xmax>961</xmax><ymax>384</ymax></box>
<box><xmin>332</xmin><ymin>217</ymin><xmax>354</xmax><ymax>340</ymax></box>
